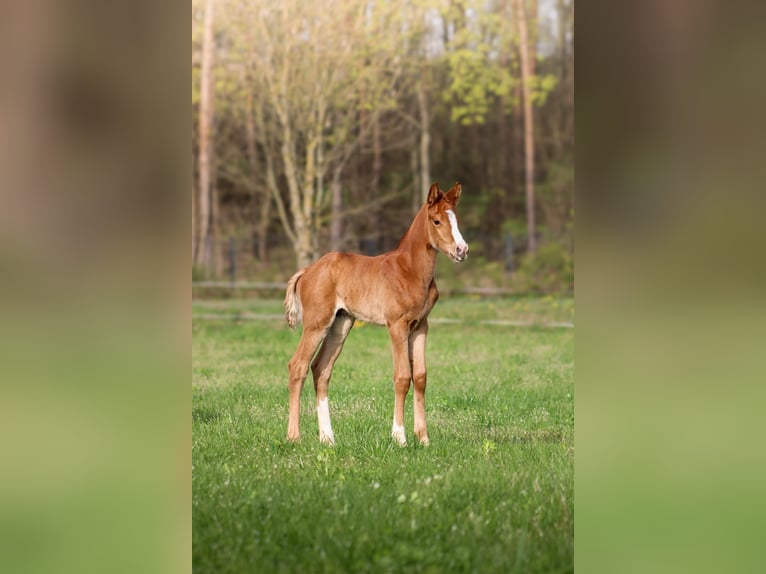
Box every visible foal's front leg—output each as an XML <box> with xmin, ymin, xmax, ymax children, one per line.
<box><xmin>388</xmin><ymin>321</ymin><xmax>412</xmax><ymax>446</ymax></box>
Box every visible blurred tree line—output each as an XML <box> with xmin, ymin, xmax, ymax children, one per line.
<box><xmin>192</xmin><ymin>0</ymin><xmax>573</xmax><ymax>292</ymax></box>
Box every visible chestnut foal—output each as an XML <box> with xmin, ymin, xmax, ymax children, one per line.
<box><xmin>283</xmin><ymin>182</ymin><xmax>469</xmax><ymax>445</ymax></box>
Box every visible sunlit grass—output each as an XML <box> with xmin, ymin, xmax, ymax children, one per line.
<box><xmin>192</xmin><ymin>298</ymin><xmax>573</xmax><ymax>573</ymax></box>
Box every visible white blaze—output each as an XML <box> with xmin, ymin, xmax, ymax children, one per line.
<box><xmin>446</xmin><ymin>210</ymin><xmax>468</xmax><ymax>251</ymax></box>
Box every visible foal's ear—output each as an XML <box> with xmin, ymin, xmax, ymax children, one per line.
<box><xmin>427</xmin><ymin>182</ymin><xmax>443</xmax><ymax>206</ymax></box>
<box><xmin>445</xmin><ymin>182</ymin><xmax>462</xmax><ymax>206</ymax></box>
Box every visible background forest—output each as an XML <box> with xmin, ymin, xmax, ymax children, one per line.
<box><xmin>192</xmin><ymin>0</ymin><xmax>573</xmax><ymax>293</ymax></box>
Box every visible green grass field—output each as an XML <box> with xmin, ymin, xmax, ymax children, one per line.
<box><xmin>192</xmin><ymin>297</ymin><xmax>574</xmax><ymax>573</ymax></box>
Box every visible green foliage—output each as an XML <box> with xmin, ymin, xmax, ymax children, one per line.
<box><xmin>458</xmin><ymin>187</ymin><xmax>493</xmax><ymax>230</ymax></box>
<box><xmin>193</xmin><ymin>298</ymin><xmax>574</xmax><ymax>572</ymax></box>
<box><xmin>441</xmin><ymin>2</ymin><xmax>558</xmax><ymax>126</ymax></box>
<box><xmin>444</xmin><ymin>46</ymin><xmax>514</xmax><ymax>125</ymax></box>
<box><xmin>530</xmin><ymin>73</ymin><xmax>558</xmax><ymax>107</ymax></box>
<box><xmin>442</xmin><ymin>6</ymin><xmax>515</xmax><ymax>126</ymax></box>
<box><xmin>192</xmin><ymin>264</ymin><xmax>209</xmax><ymax>282</ymax></box>
<box><xmin>502</xmin><ymin>218</ymin><xmax>529</xmax><ymax>241</ymax></box>
<box><xmin>537</xmin><ymin>158</ymin><xmax>574</xmax><ymax>241</ymax></box>
<box><xmin>434</xmin><ymin>250</ymin><xmax>507</xmax><ymax>292</ymax></box>
<box><xmin>444</xmin><ymin>55</ymin><xmax>555</xmax><ymax>125</ymax></box>
<box><xmin>511</xmin><ymin>242</ymin><xmax>574</xmax><ymax>294</ymax></box>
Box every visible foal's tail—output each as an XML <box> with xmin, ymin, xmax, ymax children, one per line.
<box><xmin>284</xmin><ymin>269</ymin><xmax>305</xmax><ymax>329</ymax></box>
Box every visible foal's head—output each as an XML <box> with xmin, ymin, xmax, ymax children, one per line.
<box><xmin>425</xmin><ymin>182</ymin><xmax>470</xmax><ymax>263</ymax></box>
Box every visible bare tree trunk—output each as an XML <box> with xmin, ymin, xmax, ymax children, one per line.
<box><xmin>315</xmin><ymin>115</ymin><xmax>326</xmax><ymax>255</ymax></box>
<box><xmin>372</xmin><ymin>112</ymin><xmax>382</xmax><ymax>190</ymax></box>
<box><xmin>257</xmin><ymin>191</ymin><xmax>271</xmax><ymax>262</ymax></box>
<box><xmin>411</xmin><ymin>145</ymin><xmax>420</xmax><ymax>214</ymax></box>
<box><xmin>560</xmin><ymin>0</ymin><xmax>574</xmax><ymax>152</ymax></box>
<box><xmin>252</xmin><ymin>91</ymin><xmax>295</xmax><ymax>248</ymax></box>
<box><xmin>192</xmin><ymin>155</ymin><xmax>198</xmax><ymax>262</ymax></box>
<box><xmin>514</xmin><ymin>0</ymin><xmax>536</xmax><ymax>254</ymax></box>
<box><xmin>210</xmin><ymin>171</ymin><xmax>221</xmax><ymax>276</ymax></box>
<box><xmin>499</xmin><ymin>0</ymin><xmax>510</xmax><ymax>186</ymax></box>
<box><xmin>416</xmin><ymin>69</ymin><xmax>430</xmax><ymax>203</ymax></box>
<box><xmin>529</xmin><ymin>0</ymin><xmax>538</xmax><ymax>77</ymax></box>
<box><xmin>364</xmin><ymin>111</ymin><xmax>382</xmax><ymax>251</ymax></box>
<box><xmin>245</xmin><ymin>91</ymin><xmax>271</xmax><ymax>262</ymax></box>
<box><xmin>330</xmin><ymin>167</ymin><xmax>343</xmax><ymax>251</ymax></box>
<box><xmin>296</xmin><ymin>224</ymin><xmax>314</xmax><ymax>269</ymax></box>
<box><xmin>195</xmin><ymin>0</ymin><xmax>215</xmax><ymax>268</ymax></box>
<box><xmin>513</xmin><ymin>79</ymin><xmax>524</xmax><ymax>193</ymax></box>
<box><xmin>303</xmin><ymin>135</ymin><xmax>319</xmax><ymax>261</ymax></box>
<box><xmin>279</xmin><ymin>121</ymin><xmax>314</xmax><ymax>269</ymax></box>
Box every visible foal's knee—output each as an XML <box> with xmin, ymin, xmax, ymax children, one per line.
<box><xmin>394</xmin><ymin>376</ymin><xmax>411</xmax><ymax>394</ymax></box>
<box><xmin>413</xmin><ymin>369</ymin><xmax>427</xmax><ymax>392</ymax></box>
<box><xmin>288</xmin><ymin>357</ymin><xmax>308</xmax><ymax>384</ymax></box>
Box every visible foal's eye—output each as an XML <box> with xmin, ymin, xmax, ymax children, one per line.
<box><xmin>433</xmin><ymin>219</ymin><xmax>441</xmax><ymax>226</ymax></box>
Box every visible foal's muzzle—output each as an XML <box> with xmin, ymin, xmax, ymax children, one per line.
<box><xmin>452</xmin><ymin>244</ymin><xmax>469</xmax><ymax>262</ymax></box>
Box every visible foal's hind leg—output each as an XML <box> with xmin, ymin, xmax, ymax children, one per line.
<box><xmin>287</xmin><ymin>326</ymin><xmax>329</xmax><ymax>442</ymax></box>
<box><xmin>311</xmin><ymin>312</ymin><xmax>355</xmax><ymax>445</ymax></box>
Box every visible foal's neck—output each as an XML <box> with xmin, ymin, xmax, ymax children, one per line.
<box><xmin>395</xmin><ymin>205</ymin><xmax>436</xmax><ymax>283</ymax></box>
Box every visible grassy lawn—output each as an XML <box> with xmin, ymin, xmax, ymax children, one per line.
<box><xmin>192</xmin><ymin>297</ymin><xmax>574</xmax><ymax>573</ymax></box>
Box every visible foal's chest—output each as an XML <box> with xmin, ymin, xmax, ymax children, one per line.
<box><xmin>410</xmin><ymin>280</ymin><xmax>439</xmax><ymax>324</ymax></box>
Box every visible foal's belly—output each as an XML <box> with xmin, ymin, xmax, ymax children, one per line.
<box><xmin>336</xmin><ymin>291</ymin><xmax>432</xmax><ymax>327</ymax></box>
<box><xmin>337</xmin><ymin>296</ymin><xmax>387</xmax><ymax>326</ymax></box>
